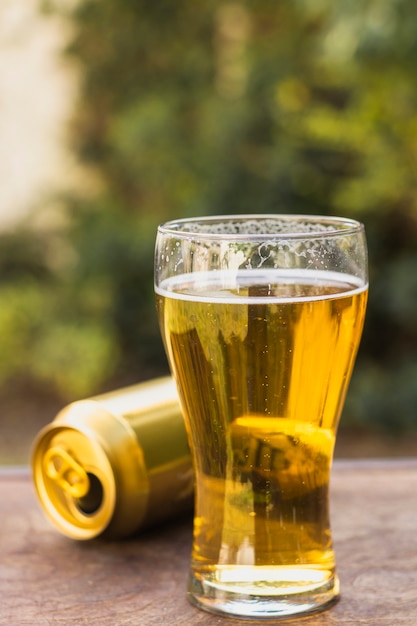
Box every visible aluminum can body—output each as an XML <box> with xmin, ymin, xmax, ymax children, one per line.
<box><xmin>32</xmin><ymin>377</ymin><xmax>193</xmax><ymax>540</ymax></box>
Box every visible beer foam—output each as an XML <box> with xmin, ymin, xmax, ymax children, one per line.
<box><xmin>156</xmin><ymin>268</ymin><xmax>368</xmax><ymax>305</ymax></box>
<box><xmin>156</xmin><ymin>217</ymin><xmax>367</xmax><ymax>294</ymax></box>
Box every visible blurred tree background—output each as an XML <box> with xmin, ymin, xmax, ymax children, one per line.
<box><xmin>1</xmin><ymin>0</ymin><xmax>416</xmax><ymax>463</ymax></box>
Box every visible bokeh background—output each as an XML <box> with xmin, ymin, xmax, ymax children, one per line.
<box><xmin>1</xmin><ymin>0</ymin><xmax>416</xmax><ymax>464</ymax></box>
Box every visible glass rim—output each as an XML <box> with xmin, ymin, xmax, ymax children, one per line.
<box><xmin>157</xmin><ymin>214</ymin><xmax>364</xmax><ymax>241</ymax></box>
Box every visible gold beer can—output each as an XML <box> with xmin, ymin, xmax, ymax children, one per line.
<box><xmin>31</xmin><ymin>377</ymin><xmax>193</xmax><ymax>540</ymax></box>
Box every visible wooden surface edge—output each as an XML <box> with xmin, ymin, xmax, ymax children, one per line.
<box><xmin>2</xmin><ymin>458</ymin><xmax>417</xmax><ymax>480</ymax></box>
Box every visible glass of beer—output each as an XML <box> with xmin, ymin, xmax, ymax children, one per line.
<box><xmin>155</xmin><ymin>215</ymin><xmax>368</xmax><ymax>620</ymax></box>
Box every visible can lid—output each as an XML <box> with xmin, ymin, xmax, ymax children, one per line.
<box><xmin>32</xmin><ymin>401</ymin><xmax>149</xmax><ymax>540</ymax></box>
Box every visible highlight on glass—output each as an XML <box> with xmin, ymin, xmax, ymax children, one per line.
<box><xmin>155</xmin><ymin>214</ymin><xmax>368</xmax><ymax>620</ymax></box>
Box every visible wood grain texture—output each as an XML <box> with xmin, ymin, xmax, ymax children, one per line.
<box><xmin>1</xmin><ymin>460</ymin><xmax>417</xmax><ymax>625</ymax></box>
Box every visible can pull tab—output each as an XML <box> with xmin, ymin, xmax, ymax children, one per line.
<box><xmin>44</xmin><ymin>447</ymin><xmax>90</xmax><ymax>499</ymax></box>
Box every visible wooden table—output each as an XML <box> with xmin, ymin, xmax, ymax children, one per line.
<box><xmin>1</xmin><ymin>460</ymin><xmax>417</xmax><ymax>625</ymax></box>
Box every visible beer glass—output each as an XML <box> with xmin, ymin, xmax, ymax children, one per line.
<box><xmin>155</xmin><ymin>215</ymin><xmax>368</xmax><ymax>620</ymax></box>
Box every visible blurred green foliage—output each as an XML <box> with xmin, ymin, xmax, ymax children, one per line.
<box><xmin>1</xmin><ymin>0</ymin><xmax>417</xmax><ymax>434</ymax></box>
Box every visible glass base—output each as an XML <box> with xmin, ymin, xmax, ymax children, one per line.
<box><xmin>187</xmin><ymin>565</ymin><xmax>340</xmax><ymax>620</ymax></box>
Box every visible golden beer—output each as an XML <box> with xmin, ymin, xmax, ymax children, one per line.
<box><xmin>156</xmin><ymin>267</ymin><xmax>367</xmax><ymax>617</ymax></box>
